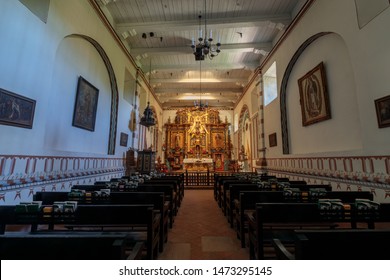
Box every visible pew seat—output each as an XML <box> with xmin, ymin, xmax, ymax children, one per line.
<box><xmin>0</xmin><ymin>204</ymin><xmax>160</xmax><ymax>259</ymax></box>
<box><xmin>272</xmin><ymin>229</ymin><xmax>390</xmax><ymax>260</ymax></box>
<box><xmin>0</xmin><ymin>232</ymin><xmax>145</xmax><ymax>260</ymax></box>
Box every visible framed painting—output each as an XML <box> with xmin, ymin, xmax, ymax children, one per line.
<box><xmin>0</xmin><ymin>88</ymin><xmax>36</xmax><ymax>129</ymax></box>
<box><xmin>375</xmin><ymin>95</ymin><xmax>390</xmax><ymax>128</ymax></box>
<box><xmin>298</xmin><ymin>62</ymin><xmax>331</xmax><ymax>126</ymax></box>
<box><xmin>120</xmin><ymin>132</ymin><xmax>129</xmax><ymax>146</ymax></box>
<box><xmin>72</xmin><ymin>76</ymin><xmax>99</xmax><ymax>131</ymax></box>
<box><xmin>269</xmin><ymin>133</ymin><xmax>277</xmax><ymax>147</ymax></box>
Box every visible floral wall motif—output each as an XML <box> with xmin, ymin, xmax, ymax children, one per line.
<box><xmin>0</xmin><ymin>154</ymin><xmax>124</xmax><ymax>205</ymax></box>
<box><xmin>257</xmin><ymin>155</ymin><xmax>390</xmax><ymax>202</ymax></box>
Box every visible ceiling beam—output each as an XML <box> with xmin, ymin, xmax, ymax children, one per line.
<box><xmin>154</xmin><ymin>87</ymin><xmax>242</xmax><ymax>94</ymax></box>
<box><xmin>140</xmin><ymin>62</ymin><xmax>258</xmax><ymax>73</ymax></box>
<box><xmin>117</xmin><ymin>14</ymin><xmax>291</xmax><ymax>36</ymax></box>
<box><xmin>130</xmin><ymin>42</ymin><xmax>272</xmax><ymax>57</ymax></box>
<box><xmin>150</xmin><ymin>78</ymin><xmax>248</xmax><ymax>83</ymax></box>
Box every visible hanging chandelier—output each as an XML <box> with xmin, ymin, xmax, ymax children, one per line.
<box><xmin>191</xmin><ymin>0</ymin><xmax>221</xmax><ymax>61</ymax></box>
<box><xmin>140</xmin><ymin>59</ymin><xmax>156</xmax><ymax>127</ymax></box>
<box><xmin>139</xmin><ymin>101</ymin><xmax>156</xmax><ymax>127</ymax></box>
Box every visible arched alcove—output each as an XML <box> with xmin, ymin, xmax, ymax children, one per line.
<box><xmin>280</xmin><ymin>32</ymin><xmax>361</xmax><ymax>154</ymax></box>
<box><xmin>45</xmin><ymin>34</ymin><xmax>119</xmax><ymax>155</ymax></box>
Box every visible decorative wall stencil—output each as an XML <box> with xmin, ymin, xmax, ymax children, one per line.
<box><xmin>298</xmin><ymin>62</ymin><xmax>331</xmax><ymax>126</ymax></box>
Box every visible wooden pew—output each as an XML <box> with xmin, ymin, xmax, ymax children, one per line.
<box><xmin>0</xmin><ymin>232</ymin><xmax>144</xmax><ymax>260</ymax></box>
<box><xmin>219</xmin><ymin>179</ymin><xmax>253</xmax><ymax>213</ymax></box>
<box><xmin>235</xmin><ymin>190</ymin><xmax>374</xmax><ymax>248</ymax></box>
<box><xmin>224</xmin><ymin>183</ymin><xmax>332</xmax><ymax>226</ymax></box>
<box><xmin>33</xmin><ymin>190</ymin><xmax>169</xmax><ymax>253</ymax></box>
<box><xmin>34</xmin><ymin>191</ymin><xmax>69</xmax><ymax>204</ymax></box>
<box><xmin>235</xmin><ymin>191</ymin><xmax>285</xmax><ymax>247</ymax></box>
<box><xmin>141</xmin><ymin>180</ymin><xmax>180</xmax><ymax>211</ymax></box>
<box><xmin>0</xmin><ymin>204</ymin><xmax>160</xmax><ymax>260</ymax></box>
<box><xmin>109</xmin><ymin>192</ymin><xmax>168</xmax><ymax>253</ymax></box>
<box><xmin>214</xmin><ymin>172</ymin><xmax>257</xmax><ymax>203</ymax></box>
<box><xmin>137</xmin><ymin>184</ymin><xmax>176</xmax><ymax>228</ymax></box>
<box><xmin>246</xmin><ymin>200</ymin><xmax>389</xmax><ymax>259</ymax></box>
<box><xmin>246</xmin><ymin>203</ymin><xmax>342</xmax><ymax>260</ymax></box>
<box><xmin>71</xmin><ymin>184</ymin><xmax>109</xmax><ymax>191</ymax></box>
<box><xmin>225</xmin><ymin>184</ymin><xmax>260</xmax><ymax>225</ymax></box>
<box><xmin>62</xmin><ymin>204</ymin><xmax>160</xmax><ymax>260</ymax></box>
<box><xmin>214</xmin><ymin>174</ymin><xmax>237</xmax><ymax>201</ymax></box>
<box><xmin>214</xmin><ymin>175</ymin><xmax>237</xmax><ymax>204</ymax></box>
<box><xmin>147</xmin><ymin>175</ymin><xmax>185</xmax><ymax>202</ymax></box>
<box><xmin>272</xmin><ymin>229</ymin><xmax>390</xmax><ymax>260</ymax></box>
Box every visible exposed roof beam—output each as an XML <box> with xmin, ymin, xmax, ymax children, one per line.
<box><xmin>140</xmin><ymin>62</ymin><xmax>258</xmax><ymax>73</ymax></box>
<box><xmin>150</xmin><ymin>78</ymin><xmax>248</xmax><ymax>84</ymax></box>
<box><xmin>117</xmin><ymin>14</ymin><xmax>291</xmax><ymax>35</ymax></box>
<box><xmin>130</xmin><ymin>42</ymin><xmax>272</xmax><ymax>57</ymax></box>
<box><xmin>154</xmin><ymin>87</ymin><xmax>242</xmax><ymax>94</ymax></box>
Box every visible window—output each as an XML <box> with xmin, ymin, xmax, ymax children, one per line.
<box><xmin>263</xmin><ymin>62</ymin><xmax>277</xmax><ymax>106</ymax></box>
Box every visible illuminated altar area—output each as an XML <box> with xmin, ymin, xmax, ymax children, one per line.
<box><xmin>182</xmin><ymin>158</ymin><xmax>213</xmax><ymax>171</ymax></box>
<box><xmin>164</xmin><ymin>108</ymin><xmax>232</xmax><ymax>171</ymax></box>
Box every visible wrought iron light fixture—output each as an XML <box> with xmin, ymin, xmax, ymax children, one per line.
<box><xmin>139</xmin><ymin>101</ymin><xmax>156</xmax><ymax>127</ymax></box>
<box><xmin>191</xmin><ymin>0</ymin><xmax>221</xmax><ymax>61</ymax></box>
<box><xmin>140</xmin><ymin>59</ymin><xmax>156</xmax><ymax>127</ymax></box>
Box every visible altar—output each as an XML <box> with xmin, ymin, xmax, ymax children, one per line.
<box><xmin>183</xmin><ymin>158</ymin><xmax>213</xmax><ymax>171</ymax></box>
<box><xmin>164</xmin><ymin>107</ymin><xmax>232</xmax><ymax>172</ymax></box>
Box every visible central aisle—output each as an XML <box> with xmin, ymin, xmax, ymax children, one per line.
<box><xmin>158</xmin><ymin>189</ymin><xmax>249</xmax><ymax>260</ymax></box>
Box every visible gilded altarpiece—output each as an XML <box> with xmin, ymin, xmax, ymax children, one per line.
<box><xmin>164</xmin><ymin>108</ymin><xmax>232</xmax><ymax>171</ymax></box>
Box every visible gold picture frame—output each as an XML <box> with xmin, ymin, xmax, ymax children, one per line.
<box><xmin>298</xmin><ymin>62</ymin><xmax>331</xmax><ymax>126</ymax></box>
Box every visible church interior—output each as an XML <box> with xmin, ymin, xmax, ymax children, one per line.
<box><xmin>1</xmin><ymin>0</ymin><xmax>390</xmax><ymax>261</ymax></box>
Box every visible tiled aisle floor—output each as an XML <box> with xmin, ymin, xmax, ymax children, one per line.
<box><xmin>158</xmin><ymin>189</ymin><xmax>249</xmax><ymax>260</ymax></box>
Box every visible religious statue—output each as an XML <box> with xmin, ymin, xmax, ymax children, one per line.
<box><xmin>175</xmin><ymin>133</ymin><xmax>181</xmax><ymax>147</ymax></box>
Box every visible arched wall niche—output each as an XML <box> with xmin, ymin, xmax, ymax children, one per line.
<box><xmin>238</xmin><ymin>105</ymin><xmax>251</xmax><ymax>164</ymax></box>
<box><xmin>280</xmin><ymin>32</ymin><xmax>333</xmax><ymax>154</ymax></box>
<box><xmin>65</xmin><ymin>34</ymin><xmax>119</xmax><ymax>155</ymax></box>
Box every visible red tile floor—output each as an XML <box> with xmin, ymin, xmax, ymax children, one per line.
<box><xmin>158</xmin><ymin>189</ymin><xmax>250</xmax><ymax>260</ymax></box>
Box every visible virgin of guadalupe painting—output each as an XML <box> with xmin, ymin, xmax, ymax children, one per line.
<box><xmin>298</xmin><ymin>62</ymin><xmax>331</xmax><ymax>126</ymax></box>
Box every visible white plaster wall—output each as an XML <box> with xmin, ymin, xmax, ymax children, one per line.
<box><xmin>288</xmin><ymin>33</ymin><xmax>362</xmax><ymax>155</ymax></box>
<box><xmin>0</xmin><ymin>0</ymin><xmax>143</xmax><ymax>158</ymax></box>
<box><xmin>44</xmin><ymin>37</ymin><xmax>111</xmax><ymax>155</ymax></box>
<box><xmin>261</xmin><ymin>0</ymin><xmax>390</xmax><ymax>157</ymax></box>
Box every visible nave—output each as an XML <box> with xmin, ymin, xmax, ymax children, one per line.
<box><xmin>158</xmin><ymin>189</ymin><xmax>248</xmax><ymax>260</ymax></box>
<box><xmin>2</xmin><ymin>172</ymin><xmax>390</xmax><ymax>261</ymax></box>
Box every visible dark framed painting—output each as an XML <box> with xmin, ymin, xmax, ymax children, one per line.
<box><xmin>120</xmin><ymin>132</ymin><xmax>129</xmax><ymax>146</ymax></box>
<box><xmin>298</xmin><ymin>62</ymin><xmax>331</xmax><ymax>126</ymax></box>
<box><xmin>72</xmin><ymin>76</ymin><xmax>99</xmax><ymax>131</ymax></box>
<box><xmin>269</xmin><ymin>133</ymin><xmax>277</xmax><ymax>147</ymax></box>
<box><xmin>375</xmin><ymin>95</ymin><xmax>390</xmax><ymax>128</ymax></box>
<box><xmin>0</xmin><ymin>88</ymin><xmax>36</xmax><ymax>129</ymax></box>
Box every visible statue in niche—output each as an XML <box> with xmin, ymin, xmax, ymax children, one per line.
<box><xmin>175</xmin><ymin>133</ymin><xmax>181</xmax><ymax>147</ymax></box>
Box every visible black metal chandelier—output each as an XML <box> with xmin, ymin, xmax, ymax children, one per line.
<box><xmin>191</xmin><ymin>0</ymin><xmax>221</xmax><ymax>61</ymax></box>
<box><xmin>139</xmin><ymin>60</ymin><xmax>156</xmax><ymax>128</ymax></box>
<box><xmin>139</xmin><ymin>101</ymin><xmax>156</xmax><ymax>127</ymax></box>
